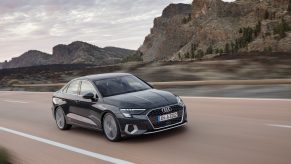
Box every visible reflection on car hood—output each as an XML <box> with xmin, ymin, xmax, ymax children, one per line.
<box><xmin>103</xmin><ymin>89</ymin><xmax>177</xmax><ymax>109</ymax></box>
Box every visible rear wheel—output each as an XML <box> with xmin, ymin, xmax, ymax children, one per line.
<box><xmin>55</xmin><ymin>107</ymin><xmax>72</xmax><ymax>130</ymax></box>
<box><xmin>103</xmin><ymin>113</ymin><xmax>121</xmax><ymax>142</ymax></box>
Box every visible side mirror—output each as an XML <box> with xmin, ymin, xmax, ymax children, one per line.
<box><xmin>82</xmin><ymin>92</ymin><xmax>97</xmax><ymax>101</ymax></box>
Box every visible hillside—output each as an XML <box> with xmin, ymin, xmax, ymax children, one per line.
<box><xmin>139</xmin><ymin>0</ymin><xmax>291</xmax><ymax>61</ymax></box>
<box><xmin>1</xmin><ymin>52</ymin><xmax>291</xmax><ymax>92</ymax></box>
<box><xmin>1</xmin><ymin>41</ymin><xmax>135</xmax><ymax>69</ymax></box>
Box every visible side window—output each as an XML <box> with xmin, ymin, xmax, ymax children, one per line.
<box><xmin>66</xmin><ymin>81</ymin><xmax>80</xmax><ymax>95</ymax></box>
<box><xmin>62</xmin><ymin>84</ymin><xmax>69</xmax><ymax>93</ymax></box>
<box><xmin>80</xmin><ymin>81</ymin><xmax>96</xmax><ymax>95</ymax></box>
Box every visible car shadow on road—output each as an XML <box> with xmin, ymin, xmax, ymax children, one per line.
<box><xmin>68</xmin><ymin>126</ymin><xmax>105</xmax><ymax>138</ymax></box>
<box><xmin>68</xmin><ymin>125</ymin><xmax>189</xmax><ymax>143</ymax></box>
<box><xmin>122</xmin><ymin>126</ymin><xmax>188</xmax><ymax>143</ymax></box>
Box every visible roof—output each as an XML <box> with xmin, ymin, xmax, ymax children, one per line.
<box><xmin>75</xmin><ymin>73</ymin><xmax>132</xmax><ymax>81</ymax></box>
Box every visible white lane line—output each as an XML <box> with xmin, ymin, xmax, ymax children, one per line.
<box><xmin>267</xmin><ymin>124</ymin><xmax>291</xmax><ymax>129</ymax></box>
<box><xmin>181</xmin><ymin>96</ymin><xmax>291</xmax><ymax>102</ymax></box>
<box><xmin>0</xmin><ymin>99</ymin><xmax>29</xmax><ymax>104</ymax></box>
<box><xmin>0</xmin><ymin>127</ymin><xmax>134</xmax><ymax>164</ymax></box>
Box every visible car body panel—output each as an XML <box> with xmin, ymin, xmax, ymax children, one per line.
<box><xmin>103</xmin><ymin>89</ymin><xmax>177</xmax><ymax>109</ymax></box>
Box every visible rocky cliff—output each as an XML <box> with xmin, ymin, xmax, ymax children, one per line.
<box><xmin>1</xmin><ymin>41</ymin><xmax>135</xmax><ymax>69</ymax></box>
<box><xmin>139</xmin><ymin>0</ymin><xmax>291</xmax><ymax>61</ymax></box>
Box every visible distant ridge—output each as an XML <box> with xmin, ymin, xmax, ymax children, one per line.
<box><xmin>0</xmin><ymin>41</ymin><xmax>135</xmax><ymax>69</ymax></box>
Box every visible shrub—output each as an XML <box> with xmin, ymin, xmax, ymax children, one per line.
<box><xmin>224</xmin><ymin>43</ymin><xmax>230</xmax><ymax>53</ymax></box>
<box><xmin>197</xmin><ymin>49</ymin><xmax>204</xmax><ymax>59</ymax></box>
<box><xmin>178</xmin><ymin>53</ymin><xmax>182</xmax><ymax>60</ymax></box>
<box><xmin>122</xmin><ymin>53</ymin><xmax>143</xmax><ymax>63</ymax></box>
<box><xmin>0</xmin><ymin>147</ymin><xmax>11</xmax><ymax>164</ymax></box>
<box><xmin>184</xmin><ymin>52</ymin><xmax>190</xmax><ymax>58</ymax></box>
<box><xmin>206</xmin><ymin>45</ymin><xmax>213</xmax><ymax>54</ymax></box>
<box><xmin>288</xmin><ymin>0</ymin><xmax>291</xmax><ymax>13</ymax></box>
<box><xmin>273</xmin><ymin>19</ymin><xmax>290</xmax><ymax>39</ymax></box>
<box><xmin>264</xmin><ymin>10</ymin><xmax>269</xmax><ymax>19</ymax></box>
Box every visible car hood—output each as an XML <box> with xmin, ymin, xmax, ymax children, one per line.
<box><xmin>103</xmin><ymin>89</ymin><xmax>177</xmax><ymax>109</ymax></box>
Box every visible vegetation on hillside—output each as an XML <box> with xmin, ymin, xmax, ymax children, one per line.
<box><xmin>122</xmin><ymin>53</ymin><xmax>143</xmax><ymax>62</ymax></box>
<box><xmin>0</xmin><ymin>147</ymin><xmax>11</xmax><ymax>164</ymax></box>
<box><xmin>273</xmin><ymin>19</ymin><xmax>290</xmax><ymax>39</ymax></box>
<box><xmin>288</xmin><ymin>0</ymin><xmax>291</xmax><ymax>13</ymax></box>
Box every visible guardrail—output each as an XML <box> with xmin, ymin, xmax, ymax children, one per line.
<box><xmin>12</xmin><ymin>79</ymin><xmax>291</xmax><ymax>88</ymax></box>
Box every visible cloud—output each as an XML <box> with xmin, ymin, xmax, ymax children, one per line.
<box><xmin>0</xmin><ymin>0</ymin><xmax>233</xmax><ymax>62</ymax></box>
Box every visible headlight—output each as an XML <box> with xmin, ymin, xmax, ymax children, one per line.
<box><xmin>176</xmin><ymin>96</ymin><xmax>185</xmax><ymax>107</ymax></box>
<box><xmin>120</xmin><ymin>109</ymin><xmax>146</xmax><ymax>118</ymax></box>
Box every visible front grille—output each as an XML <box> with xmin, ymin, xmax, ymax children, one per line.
<box><xmin>147</xmin><ymin>104</ymin><xmax>184</xmax><ymax>129</ymax></box>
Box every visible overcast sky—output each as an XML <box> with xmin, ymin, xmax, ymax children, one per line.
<box><xmin>0</xmin><ymin>0</ymin><xmax>235</xmax><ymax>62</ymax></box>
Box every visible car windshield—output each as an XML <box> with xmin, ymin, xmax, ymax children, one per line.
<box><xmin>94</xmin><ymin>75</ymin><xmax>151</xmax><ymax>97</ymax></box>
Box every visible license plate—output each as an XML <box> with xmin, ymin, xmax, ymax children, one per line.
<box><xmin>158</xmin><ymin>112</ymin><xmax>178</xmax><ymax>122</ymax></box>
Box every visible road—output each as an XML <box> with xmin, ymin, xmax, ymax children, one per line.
<box><xmin>165</xmin><ymin>84</ymin><xmax>291</xmax><ymax>99</ymax></box>
<box><xmin>0</xmin><ymin>91</ymin><xmax>291</xmax><ymax>164</ymax></box>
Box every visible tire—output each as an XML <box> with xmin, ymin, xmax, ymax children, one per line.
<box><xmin>55</xmin><ymin>107</ymin><xmax>72</xmax><ymax>130</ymax></box>
<box><xmin>102</xmin><ymin>113</ymin><xmax>121</xmax><ymax>142</ymax></box>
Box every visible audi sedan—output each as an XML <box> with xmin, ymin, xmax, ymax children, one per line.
<box><xmin>52</xmin><ymin>73</ymin><xmax>187</xmax><ymax>141</ymax></box>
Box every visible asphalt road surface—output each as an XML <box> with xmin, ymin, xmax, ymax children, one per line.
<box><xmin>165</xmin><ymin>85</ymin><xmax>291</xmax><ymax>99</ymax></box>
<box><xmin>1</xmin><ymin>91</ymin><xmax>291</xmax><ymax>164</ymax></box>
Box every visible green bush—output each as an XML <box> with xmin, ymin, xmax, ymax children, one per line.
<box><xmin>273</xmin><ymin>19</ymin><xmax>290</xmax><ymax>39</ymax></box>
<box><xmin>224</xmin><ymin>43</ymin><xmax>230</xmax><ymax>53</ymax></box>
<box><xmin>0</xmin><ymin>147</ymin><xmax>11</xmax><ymax>164</ymax></box>
<box><xmin>288</xmin><ymin>0</ymin><xmax>291</xmax><ymax>13</ymax></box>
<box><xmin>206</xmin><ymin>45</ymin><xmax>213</xmax><ymax>54</ymax></box>
<box><xmin>197</xmin><ymin>49</ymin><xmax>204</xmax><ymax>59</ymax></box>
<box><xmin>122</xmin><ymin>53</ymin><xmax>143</xmax><ymax>63</ymax></box>
<box><xmin>184</xmin><ymin>52</ymin><xmax>190</xmax><ymax>58</ymax></box>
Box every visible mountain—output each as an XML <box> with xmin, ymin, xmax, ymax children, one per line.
<box><xmin>139</xmin><ymin>0</ymin><xmax>291</xmax><ymax>61</ymax></box>
<box><xmin>1</xmin><ymin>50</ymin><xmax>52</xmax><ymax>69</ymax></box>
<box><xmin>51</xmin><ymin>41</ymin><xmax>135</xmax><ymax>65</ymax></box>
<box><xmin>1</xmin><ymin>41</ymin><xmax>135</xmax><ymax>69</ymax></box>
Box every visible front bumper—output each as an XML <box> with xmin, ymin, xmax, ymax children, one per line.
<box><xmin>116</xmin><ymin>106</ymin><xmax>187</xmax><ymax>136</ymax></box>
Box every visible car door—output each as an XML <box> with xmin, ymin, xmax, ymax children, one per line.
<box><xmin>74</xmin><ymin>80</ymin><xmax>102</xmax><ymax>129</ymax></box>
<box><xmin>63</xmin><ymin>80</ymin><xmax>82</xmax><ymax>123</ymax></box>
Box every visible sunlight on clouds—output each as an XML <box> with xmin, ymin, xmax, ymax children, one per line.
<box><xmin>49</xmin><ymin>24</ymin><xmax>67</xmax><ymax>37</ymax></box>
<box><xmin>111</xmin><ymin>10</ymin><xmax>161</xmax><ymax>24</ymax></box>
<box><xmin>7</xmin><ymin>23</ymin><xmax>39</xmax><ymax>36</ymax></box>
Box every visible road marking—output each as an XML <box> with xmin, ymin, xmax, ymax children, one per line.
<box><xmin>268</xmin><ymin>124</ymin><xmax>291</xmax><ymax>129</ymax></box>
<box><xmin>0</xmin><ymin>99</ymin><xmax>29</xmax><ymax>104</ymax></box>
<box><xmin>181</xmin><ymin>96</ymin><xmax>291</xmax><ymax>102</ymax></box>
<box><xmin>0</xmin><ymin>127</ymin><xmax>134</xmax><ymax>164</ymax></box>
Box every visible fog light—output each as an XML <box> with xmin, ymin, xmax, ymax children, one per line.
<box><xmin>125</xmin><ymin>124</ymin><xmax>138</xmax><ymax>134</ymax></box>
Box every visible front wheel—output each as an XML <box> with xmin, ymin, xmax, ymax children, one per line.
<box><xmin>103</xmin><ymin>113</ymin><xmax>121</xmax><ymax>142</ymax></box>
<box><xmin>55</xmin><ymin>107</ymin><xmax>72</xmax><ymax>130</ymax></box>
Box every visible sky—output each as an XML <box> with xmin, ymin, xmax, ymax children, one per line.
<box><xmin>0</xmin><ymin>0</ymin><xmax>235</xmax><ymax>62</ymax></box>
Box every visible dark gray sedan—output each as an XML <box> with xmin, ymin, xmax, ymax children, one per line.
<box><xmin>52</xmin><ymin>73</ymin><xmax>187</xmax><ymax>141</ymax></box>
